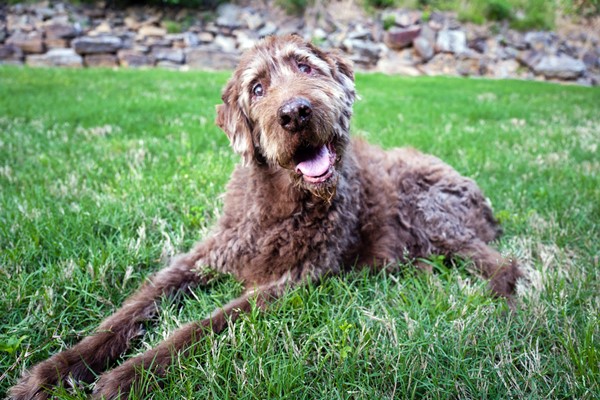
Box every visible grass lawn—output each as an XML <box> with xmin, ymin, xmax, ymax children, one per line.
<box><xmin>0</xmin><ymin>67</ymin><xmax>598</xmax><ymax>399</ymax></box>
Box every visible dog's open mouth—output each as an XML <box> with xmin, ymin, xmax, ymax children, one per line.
<box><xmin>294</xmin><ymin>143</ymin><xmax>336</xmax><ymax>184</ymax></box>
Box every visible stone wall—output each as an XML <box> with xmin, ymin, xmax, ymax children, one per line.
<box><xmin>1</xmin><ymin>1</ymin><xmax>599</xmax><ymax>86</ymax></box>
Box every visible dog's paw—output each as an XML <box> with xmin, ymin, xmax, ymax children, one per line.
<box><xmin>490</xmin><ymin>258</ymin><xmax>523</xmax><ymax>299</ymax></box>
<box><xmin>9</xmin><ymin>346</ymin><xmax>100</xmax><ymax>400</ymax></box>
<box><xmin>9</xmin><ymin>370</ymin><xmax>53</xmax><ymax>400</ymax></box>
<box><xmin>92</xmin><ymin>363</ymin><xmax>137</xmax><ymax>400</ymax></box>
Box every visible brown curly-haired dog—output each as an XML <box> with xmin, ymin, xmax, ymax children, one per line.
<box><xmin>10</xmin><ymin>35</ymin><xmax>521</xmax><ymax>399</ymax></box>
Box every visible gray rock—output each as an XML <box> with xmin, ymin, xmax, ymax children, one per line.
<box><xmin>165</xmin><ymin>33</ymin><xmax>185</xmax><ymax>42</ymax></box>
<box><xmin>502</xmin><ymin>46</ymin><xmax>519</xmax><ymax>60</ymax></box>
<box><xmin>501</xmin><ymin>31</ymin><xmax>527</xmax><ymax>50</ymax></box>
<box><xmin>377</xmin><ymin>50</ymin><xmax>421</xmax><ymax>75</ymax></box>
<box><xmin>419</xmin><ymin>24</ymin><xmax>437</xmax><ymax>44</ymax></box>
<box><xmin>198</xmin><ymin>32</ymin><xmax>214</xmax><ymax>43</ymax></box>
<box><xmin>582</xmin><ymin>51</ymin><xmax>599</xmax><ymax>70</ymax></box>
<box><xmin>49</xmin><ymin>15</ymin><xmax>71</xmax><ymax>25</ymax></box>
<box><xmin>9</xmin><ymin>4</ymin><xmax>25</xmax><ymax>14</ymax></box>
<box><xmin>235</xmin><ymin>30</ymin><xmax>259</xmax><ymax>52</ymax></box>
<box><xmin>422</xmin><ymin>53</ymin><xmax>458</xmax><ymax>76</ymax></box>
<box><xmin>185</xmin><ymin>47</ymin><xmax>239</xmax><ymax>70</ymax></box>
<box><xmin>182</xmin><ymin>32</ymin><xmax>199</xmax><ymax>48</ymax></box>
<box><xmin>119</xmin><ymin>32</ymin><xmax>136</xmax><ymax>50</ymax></box>
<box><xmin>524</xmin><ymin>31</ymin><xmax>557</xmax><ymax>52</ymax></box>
<box><xmin>558</xmin><ymin>40</ymin><xmax>580</xmax><ymax>59</ymax></box>
<box><xmin>0</xmin><ymin>28</ymin><xmax>6</xmax><ymax>44</ymax></box>
<box><xmin>34</xmin><ymin>5</ymin><xmax>56</xmax><ymax>20</ymax></box>
<box><xmin>151</xmin><ymin>47</ymin><xmax>184</xmax><ymax>64</ymax></box>
<box><xmin>445</xmin><ymin>16</ymin><xmax>461</xmax><ymax>30</ymax></box>
<box><xmin>588</xmin><ymin>73</ymin><xmax>600</xmax><ymax>86</ymax></box>
<box><xmin>428</xmin><ymin>12</ymin><xmax>445</xmax><ymax>31</ymax></box>
<box><xmin>312</xmin><ymin>28</ymin><xmax>328</xmax><ymax>41</ymax></box>
<box><xmin>84</xmin><ymin>53</ymin><xmax>118</xmax><ymax>67</ymax></box>
<box><xmin>243</xmin><ymin>11</ymin><xmax>264</xmax><ymax>31</ymax></box>
<box><xmin>156</xmin><ymin>60</ymin><xmax>182</xmax><ymax>69</ymax></box>
<box><xmin>53</xmin><ymin>3</ymin><xmax>66</xmax><ymax>14</ymax></box>
<box><xmin>89</xmin><ymin>21</ymin><xmax>112</xmax><ymax>36</ymax></box>
<box><xmin>216</xmin><ymin>4</ymin><xmax>244</xmax><ymax>29</ymax></box>
<box><xmin>26</xmin><ymin>48</ymin><xmax>82</xmax><ymax>67</ymax></box>
<box><xmin>436</xmin><ymin>29</ymin><xmax>467</xmax><ymax>54</ymax></box>
<box><xmin>0</xmin><ymin>44</ymin><xmax>24</xmax><ymax>64</ymax></box>
<box><xmin>517</xmin><ymin>50</ymin><xmax>544</xmax><ymax>69</ymax></box>
<box><xmin>274</xmin><ymin>20</ymin><xmax>300</xmax><ymax>37</ymax></box>
<box><xmin>385</xmin><ymin>26</ymin><xmax>421</xmax><ymax>50</ymax></box>
<box><xmin>576</xmin><ymin>75</ymin><xmax>594</xmax><ymax>87</ymax></box>
<box><xmin>73</xmin><ymin>36</ymin><xmax>122</xmax><ymax>54</ymax></box>
<box><xmin>257</xmin><ymin>22</ymin><xmax>278</xmax><ymax>38</ymax></box>
<box><xmin>6</xmin><ymin>31</ymin><xmax>44</xmax><ymax>54</ymax></box>
<box><xmin>398</xmin><ymin>10</ymin><xmax>422</xmax><ymax>28</ymax></box>
<box><xmin>144</xmin><ymin>37</ymin><xmax>172</xmax><ymax>48</ymax></box>
<box><xmin>44</xmin><ymin>22</ymin><xmax>80</xmax><ymax>40</ymax></box>
<box><xmin>490</xmin><ymin>59</ymin><xmax>520</xmax><ymax>78</ymax></box>
<box><xmin>117</xmin><ymin>49</ymin><xmax>155</xmax><ymax>68</ymax></box>
<box><xmin>45</xmin><ymin>39</ymin><xmax>70</xmax><ymax>49</ymax></box>
<box><xmin>342</xmin><ymin>39</ymin><xmax>382</xmax><ymax>65</ymax></box>
<box><xmin>6</xmin><ymin>13</ymin><xmax>38</xmax><ymax>33</ymax></box>
<box><xmin>457</xmin><ymin>57</ymin><xmax>482</xmax><ymax>76</ymax></box>
<box><xmin>469</xmin><ymin>37</ymin><xmax>487</xmax><ymax>54</ymax></box>
<box><xmin>138</xmin><ymin>25</ymin><xmax>167</xmax><ymax>38</ymax></box>
<box><xmin>214</xmin><ymin>35</ymin><xmax>237</xmax><ymax>53</ymax></box>
<box><xmin>347</xmin><ymin>25</ymin><xmax>373</xmax><ymax>41</ymax></box>
<box><xmin>124</xmin><ymin>16</ymin><xmax>141</xmax><ymax>31</ymax></box>
<box><xmin>533</xmin><ymin>54</ymin><xmax>586</xmax><ymax>79</ymax></box>
<box><xmin>83</xmin><ymin>5</ymin><xmax>105</xmax><ymax>19</ymax></box>
<box><xmin>414</xmin><ymin>36</ymin><xmax>434</xmax><ymax>61</ymax></box>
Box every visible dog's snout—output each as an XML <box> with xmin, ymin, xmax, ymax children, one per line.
<box><xmin>278</xmin><ymin>98</ymin><xmax>312</xmax><ymax>132</ymax></box>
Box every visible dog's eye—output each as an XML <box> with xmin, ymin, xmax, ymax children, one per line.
<box><xmin>252</xmin><ymin>83</ymin><xmax>264</xmax><ymax>97</ymax></box>
<box><xmin>298</xmin><ymin>63</ymin><xmax>312</xmax><ymax>74</ymax></box>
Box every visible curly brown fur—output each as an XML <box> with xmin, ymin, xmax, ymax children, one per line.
<box><xmin>10</xmin><ymin>35</ymin><xmax>521</xmax><ymax>400</ymax></box>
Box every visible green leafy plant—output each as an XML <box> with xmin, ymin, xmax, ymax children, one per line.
<box><xmin>364</xmin><ymin>0</ymin><xmax>397</xmax><ymax>8</ymax></box>
<box><xmin>383</xmin><ymin>14</ymin><xmax>396</xmax><ymax>30</ymax></box>
<box><xmin>486</xmin><ymin>0</ymin><xmax>513</xmax><ymax>21</ymax></box>
<box><xmin>163</xmin><ymin>20</ymin><xmax>182</xmax><ymax>34</ymax></box>
<box><xmin>275</xmin><ymin>0</ymin><xmax>312</xmax><ymax>15</ymax></box>
<box><xmin>0</xmin><ymin>336</ymin><xmax>28</xmax><ymax>356</ymax></box>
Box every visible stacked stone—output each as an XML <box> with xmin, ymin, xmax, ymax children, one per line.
<box><xmin>0</xmin><ymin>2</ymin><xmax>598</xmax><ymax>85</ymax></box>
<box><xmin>376</xmin><ymin>10</ymin><xmax>597</xmax><ymax>85</ymax></box>
<box><xmin>0</xmin><ymin>2</ymin><xmax>251</xmax><ymax>69</ymax></box>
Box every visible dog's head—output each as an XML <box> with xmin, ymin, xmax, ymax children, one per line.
<box><xmin>216</xmin><ymin>35</ymin><xmax>356</xmax><ymax>197</ymax></box>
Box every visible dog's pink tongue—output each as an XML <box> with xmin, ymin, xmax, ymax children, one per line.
<box><xmin>295</xmin><ymin>145</ymin><xmax>330</xmax><ymax>177</ymax></box>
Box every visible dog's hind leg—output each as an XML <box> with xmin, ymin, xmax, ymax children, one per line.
<box><xmin>455</xmin><ymin>240</ymin><xmax>522</xmax><ymax>299</ymax></box>
<box><xmin>9</xmin><ymin>247</ymin><xmax>214</xmax><ymax>400</ymax></box>
<box><xmin>92</xmin><ymin>279</ymin><xmax>289</xmax><ymax>400</ymax></box>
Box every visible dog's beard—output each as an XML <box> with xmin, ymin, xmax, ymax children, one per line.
<box><xmin>311</xmin><ymin>175</ymin><xmax>338</xmax><ymax>204</ymax></box>
<box><xmin>289</xmin><ymin>167</ymin><xmax>339</xmax><ymax>203</ymax></box>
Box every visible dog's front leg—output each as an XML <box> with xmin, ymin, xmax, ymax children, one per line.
<box><xmin>9</xmin><ymin>246</ymin><xmax>214</xmax><ymax>400</ymax></box>
<box><xmin>92</xmin><ymin>280</ymin><xmax>288</xmax><ymax>399</ymax></box>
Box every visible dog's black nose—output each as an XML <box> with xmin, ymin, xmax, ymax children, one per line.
<box><xmin>278</xmin><ymin>98</ymin><xmax>312</xmax><ymax>132</ymax></box>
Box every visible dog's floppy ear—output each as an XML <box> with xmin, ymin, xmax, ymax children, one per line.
<box><xmin>215</xmin><ymin>81</ymin><xmax>255</xmax><ymax>164</ymax></box>
<box><xmin>327</xmin><ymin>50</ymin><xmax>356</xmax><ymax>104</ymax></box>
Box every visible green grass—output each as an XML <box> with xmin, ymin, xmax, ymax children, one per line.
<box><xmin>1</xmin><ymin>67</ymin><xmax>599</xmax><ymax>399</ymax></box>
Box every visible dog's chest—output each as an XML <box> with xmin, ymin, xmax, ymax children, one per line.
<box><xmin>214</xmin><ymin>191</ymin><xmax>361</xmax><ymax>285</ymax></box>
